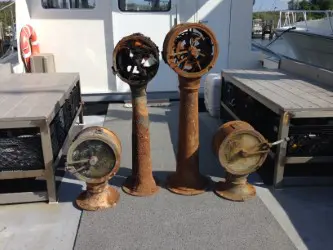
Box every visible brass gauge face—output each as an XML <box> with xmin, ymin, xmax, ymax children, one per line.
<box><xmin>219</xmin><ymin>129</ymin><xmax>268</xmax><ymax>176</ymax></box>
<box><xmin>66</xmin><ymin>126</ymin><xmax>122</xmax><ymax>211</ymax></box>
<box><xmin>213</xmin><ymin>121</ymin><xmax>269</xmax><ymax>202</ymax></box>
<box><xmin>67</xmin><ymin>139</ymin><xmax>116</xmax><ymax>182</ymax></box>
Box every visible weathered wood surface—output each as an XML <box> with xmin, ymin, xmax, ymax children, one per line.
<box><xmin>222</xmin><ymin>69</ymin><xmax>333</xmax><ymax>114</ymax></box>
<box><xmin>0</xmin><ymin>73</ymin><xmax>79</xmax><ymax>122</ymax></box>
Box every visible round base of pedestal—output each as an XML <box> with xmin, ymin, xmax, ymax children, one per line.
<box><xmin>166</xmin><ymin>172</ymin><xmax>210</xmax><ymax>196</ymax></box>
<box><xmin>214</xmin><ymin>179</ymin><xmax>256</xmax><ymax>202</ymax></box>
<box><xmin>76</xmin><ymin>185</ymin><xmax>120</xmax><ymax>211</ymax></box>
<box><xmin>122</xmin><ymin>175</ymin><xmax>160</xmax><ymax>197</ymax></box>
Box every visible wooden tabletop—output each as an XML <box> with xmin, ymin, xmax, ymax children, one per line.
<box><xmin>0</xmin><ymin>73</ymin><xmax>79</xmax><ymax>122</ymax></box>
<box><xmin>222</xmin><ymin>69</ymin><xmax>333</xmax><ymax>115</ymax></box>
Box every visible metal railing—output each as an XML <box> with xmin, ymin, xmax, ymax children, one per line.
<box><xmin>276</xmin><ymin>10</ymin><xmax>333</xmax><ymax>34</ymax></box>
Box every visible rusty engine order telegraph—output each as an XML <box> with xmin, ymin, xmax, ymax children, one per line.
<box><xmin>212</xmin><ymin>121</ymin><xmax>288</xmax><ymax>201</ymax></box>
<box><xmin>66</xmin><ymin>126</ymin><xmax>122</xmax><ymax>211</ymax></box>
<box><xmin>162</xmin><ymin>23</ymin><xmax>219</xmax><ymax>195</ymax></box>
<box><xmin>112</xmin><ymin>33</ymin><xmax>159</xmax><ymax>197</ymax></box>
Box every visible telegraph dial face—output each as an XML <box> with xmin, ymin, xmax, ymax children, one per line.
<box><xmin>67</xmin><ymin>139</ymin><xmax>116</xmax><ymax>182</ymax></box>
<box><xmin>219</xmin><ymin>130</ymin><xmax>268</xmax><ymax>176</ymax></box>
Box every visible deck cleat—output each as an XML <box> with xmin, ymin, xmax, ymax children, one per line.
<box><xmin>162</xmin><ymin>23</ymin><xmax>219</xmax><ymax>195</ymax></box>
<box><xmin>66</xmin><ymin>126</ymin><xmax>122</xmax><ymax>211</ymax></box>
<box><xmin>112</xmin><ymin>33</ymin><xmax>160</xmax><ymax>197</ymax></box>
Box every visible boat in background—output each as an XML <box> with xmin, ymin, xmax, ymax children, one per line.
<box><xmin>252</xmin><ymin>18</ymin><xmax>263</xmax><ymax>38</ymax></box>
<box><xmin>275</xmin><ymin>10</ymin><xmax>333</xmax><ymax>71</ymax></box>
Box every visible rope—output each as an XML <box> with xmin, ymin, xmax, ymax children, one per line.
<box><xmin>265</xmin><ymin>26</ymin><xmax>296</xmax><ymax>47</ymax></box>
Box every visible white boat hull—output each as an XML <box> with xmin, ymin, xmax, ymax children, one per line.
<box><xmin>276</xmin><ymin>30</ymin><xmax>333</xmax><ymax>71</ymax></box>
<box><xmin>275</xmin><ymin>16</ymin><xmax>333</xmax><ymax>71</ymax></box>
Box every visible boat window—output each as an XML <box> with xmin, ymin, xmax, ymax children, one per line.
<box><xmin>118</xmin><ymin>0</ymin><xmax>171</xmax><ymax>12</ymax></box>
<box><xmin>41</xmin><ymin>0</ymin><xmax>96</xmax><ymax>9</ymax></box>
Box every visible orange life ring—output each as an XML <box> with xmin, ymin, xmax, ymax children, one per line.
<box><xmin>19</xmin><ymin>24</ymin><xmax>40</xmax><ymax>72</ymax></box>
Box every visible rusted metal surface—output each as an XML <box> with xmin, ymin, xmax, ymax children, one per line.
<box><xmin>162</xmin><ymin>23</ymin><xmax>219</xmax><ymax>78</ymax></box>
<box><xmin>112</xmin><ymin>33</ymin><xmax>159</xmax><ymax>196</ymax></box>
<box><xmin>162</xmin><ymin>23</ymin><xmax>219</xmax><ymax>195</ymax></box>
<box><xmin>76</xmin><ymin>181</ymin><xmax>120</xmax><ymax>212</ymax></box>
<box><xmin>66</xmin><ymin>126</ymin><xmax>121</xmax><ymax>211</ymax></box>
<box><xmin>215</xmin><ymin>173</ymin><xmax>257</xmax><ymax>202</ymax></box>
<box><xmin>166</xmin><ymin>76</ymin><xmax>209</xmax><ymax>195</ymax></box>
<box><xmin>112</xmin><ymin>33</ymin><xmax>159</xmax><ymax>86</ymax></box>
<box><xmin>212</xmin><ymin>120</ymin><xmax>269</xmax><ymax>201</ymax></box>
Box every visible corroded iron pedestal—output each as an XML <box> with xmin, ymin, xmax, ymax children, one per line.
<box><xmin>166</xmin><ymin>76</ymin><xmax>209</xmax><ymax>195</ymax></box>
<box><xmin>112</xmin><ymin>33</ymin><xmax>160</xmax><ymax>197</ymax></box>
<box><xmin>76</xmin><ymin>181</ymin><xmax>120</xmax><ymax>211</ymax></box>
<box><xmin>162</xmin><ymin>23</ymin><xmax>219</xmax><ymax>195</ymax></box>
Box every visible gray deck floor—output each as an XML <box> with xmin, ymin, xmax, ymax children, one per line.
<box><xmin>0</xmin><ymin>116</ymin><xmax>104</xmax><ymax>250</ymax></box>
<box><xmin>1</xmin><ymin>102</ymin><xmax>333</xmax><ymax>250</ymax></box>
<box><xmin>74</xmin><ymin>102</ymin><xmax>295</xmax><ymax>250</ymax></box>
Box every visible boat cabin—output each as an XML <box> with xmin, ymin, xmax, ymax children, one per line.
<box><xmin>15</xmin><ymin>0</ymin><xmax>259</xmax><ymax>101</ymax></box>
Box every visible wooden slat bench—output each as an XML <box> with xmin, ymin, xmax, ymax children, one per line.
<box><xmin>221</xmin><ymin>58</ymin><xmax>333</xmax><ymax>188</ymax></box>
<box><xmin>0</xmin><ymin>73</ymin><xmax>84</xmax><ymax>204</ymax></box>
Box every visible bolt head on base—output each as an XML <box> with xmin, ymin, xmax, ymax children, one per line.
<box><xmin>76</xmin><ymin>185</ymin><xmax>120</xmax><ymax>211</ymax></box>
<box><xmin>166</xmin><ymin>172</ymin><xmax>210</xmax><ymax>196</ymax></box>
<box><xmin>122</xmin><ymin>176</ymin><xmax>160</xmax><ymax>197</ymax></box>
<box><xmin>214</xmin><ymin>178</ymin><xmax>256</xmax><ymax>202</ymax></box>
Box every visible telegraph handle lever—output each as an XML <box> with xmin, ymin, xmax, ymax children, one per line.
<box><xmin>239</xmin><ymin>137</ymin><xmax>290</xmax><ymax>157</ymax></box>
<box><xmin>270</xmin><ymin>137</ymin><xmax>291</xmax><ymax>146</ymax></box>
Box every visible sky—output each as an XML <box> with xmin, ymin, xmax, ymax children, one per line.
<box><xmin>253</xmin><ymin>0</ymin><xmax>289</xmax><ymax>11</ymax></box>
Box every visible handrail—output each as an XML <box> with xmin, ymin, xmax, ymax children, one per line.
<box><xmin>328</xmin><ymin>12</ymin><xmax>333</xmax><ymax>34</ymax></box>
<box><xmin>277</xmin><ymin>10</ymin><xmax>333</xmax><ymax>14</ymax></box>
<box><xmin>276</xmin><ymin>10</ymin><xmax>333</xmax><ymax>34</ymax></box>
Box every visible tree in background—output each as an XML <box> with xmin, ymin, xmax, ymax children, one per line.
<box><xmin>0</xmin><ymin>1</ymin><xmax>15</xmax><ymax>28</ymax></box>
<box><xmin>288</xmin><ymin>0</ymin><xmax>333</xmax><ymax>10</ymax></box>
<box><xmin>253</xmin><ymin>0</ymin><xmax>333</xmax><ymax>24</ymax></box>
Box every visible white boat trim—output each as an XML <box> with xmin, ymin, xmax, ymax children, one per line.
<box><xmin>273</xmin><ymin>10</ymin><xmax>333</xmax><ymax>72</ymax></box>
<box><xmin>10</xmin><ymin>0</ymin><xmax>260</xmax><ymax>96</ymax></box>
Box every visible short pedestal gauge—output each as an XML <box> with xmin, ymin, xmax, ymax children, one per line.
<box><xmin>66</xmin><ymin>126</ymin><xmax>122</xmax><ymax>211</ymax></box>
<box><xmin>212</xmin><ymin>121</ymin><xmax>269</xmax><ymax>201</ymax></box>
